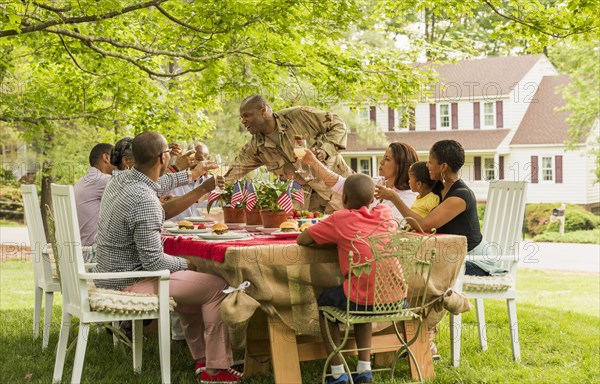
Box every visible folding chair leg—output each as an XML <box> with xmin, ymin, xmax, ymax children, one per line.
<box><xmin>52</xmin><ymin>312</ymin><xmax>72</xmax><ymax>383</ymax></box>
<box><xmin>507</xmin><ymin>299</ymin><xmax>520</xmax><ymax>362</ymax></box>
<box><xmin>450</xmin><ymin>313</ymin><xmax>462</xmax><ymax>367</ymax></box>
<box><xmin>112</xmin><ymin>321</ymin><xmax>119</xmax><ymax>346</ymax></box>
<box><xmin>475</xmin><ymin>299</ymin><xmax>488</xmax><ymax>351</ymax></box>
<box><xmin>158</xmin><ymin>314</ymin><xmax>171</xmax><ymax>384</ymax></box>
<box><xmin>132</xmin><ymin>320</ymin><xmax>143</xmax><ymax>373</ymax></box>
<box><xmin>33</xmin><ymin>286</ymin><xmax>42</xmax><ymax>340</ymax></box>
<box><xmin>42</xmin><ymin>291</ymin><xmax>54</xmax><ymax>350</ymax></box>
<box><xmin>71</xmin><ymin>323</ymin><xmax>90</xmax><ymax>384</ymax></box>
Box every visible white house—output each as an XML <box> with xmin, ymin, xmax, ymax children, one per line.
<box><xmin>341</xmin><ymin>54</ymin><xmax>599</xmax><ymax>211</ymax></box>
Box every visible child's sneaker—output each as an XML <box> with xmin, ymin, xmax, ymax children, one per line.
<box><xmin>199</xmin><ymin>368</ymin><xmax>243</xmax><ymax>383</ymax></box>
<box><xmin>352</xmin><ymin>371</ymin><xmax>373</xmax><ymax>384</ymax></box>
<box><xmin>325</xmin><ymin>373</ymin><xmax>349</xmax><ymax>384</ymax></box>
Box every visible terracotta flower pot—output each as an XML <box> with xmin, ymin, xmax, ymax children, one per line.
<box><xmin>222</xmin><ymin>206</ymin><xmax>246</xmax><ymax>223</ymax></box>
<box><xmin>245</xmin><ymin>209</ymin><xmax>263</xmax><ymax>226</ymax></box>
<box><xmin>260</xmin><ymin>210</ymin><xmax>289</xmax><ymax>228</ymax></box>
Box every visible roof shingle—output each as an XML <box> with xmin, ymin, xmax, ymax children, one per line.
<box><xmin>346</xmin><ymin>129</ymin><xmax>511</xmax><ymax>153</ymax></box>
<box><xmin>511</xmin><ymin>75</ymin><xmax>574</xmax><ymax>145</ymax></box>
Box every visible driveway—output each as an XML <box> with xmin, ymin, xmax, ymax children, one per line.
<box><xmin>1</xmin><ymin>226</ymin><xmax>598</xmax><ymax>273</ymax></box>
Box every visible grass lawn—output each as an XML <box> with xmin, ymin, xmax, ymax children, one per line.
<box><xmin>1</xmin><ymin>259</ymin><xmax>598</xmax><ymax>383</ymax></box>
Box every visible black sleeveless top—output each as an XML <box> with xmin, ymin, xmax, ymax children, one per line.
<box><xmin>432</xmin><ymin>179</ymin><xmax>482</xmax><ymax>251</ymax></box>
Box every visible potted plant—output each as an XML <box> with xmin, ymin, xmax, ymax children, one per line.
<box><xmin>257</xmin><ymin>180</ymin><xmax>302</xmax><ymax>228</ymax></box>
<box><xmin>207</xmin><ymin>182</ymin><xmax>246</xmax><ymax>223</ymax></box>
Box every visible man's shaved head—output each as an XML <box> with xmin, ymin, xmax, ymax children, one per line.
<box><xmin>132</xmin><ymin>131</ymin><xmax>167</xmax><ymax>171</ymax></box>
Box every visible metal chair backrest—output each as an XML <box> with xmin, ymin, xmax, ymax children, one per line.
<box><xmin>481</xmin><ymin>181</ymin><xmax>528</xmax><ymax>274</ymax></box>
<box><xmin>50</xmin><ymin>183</ymin><xmax>90</xmax><ymax>316</ymax></box>
<box><xmin>346</xmin><ymin>218</ymin><xmax>434</xmax><ymax>315</ymax></box>
<box><xmin>21</xmin><ymin>185</ymin><xmax>55</xmax><ymax>285</ymax></box>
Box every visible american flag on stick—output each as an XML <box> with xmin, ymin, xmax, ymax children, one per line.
<box><xmin>291</xmin><ymin>181</ymin><xmax>304</xmax><ymax>205</ymax></box>
<box><xmin>277</xmin><ymin>184</ymin><xmax>294</xmax><ymax>213</ymax></box>
<box><xmin>229</xmin><ymin>180</ymin><xmax>244</xmax><ymax>207</ymax></box>
<box><xmin>244</xmin><ymin>181</ymin><xmax>258</xmax><ymax>211</ymax></box>
<box><xmin>207</xmin><ymin>191</ymin><xmax>221</xmax><ymax>205</ymax></box>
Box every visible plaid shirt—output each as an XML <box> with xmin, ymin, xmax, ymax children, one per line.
<box><xmin>95</xmin><ymin>169</ymin><xmax>187</xmax><ymax>290</ymax></box>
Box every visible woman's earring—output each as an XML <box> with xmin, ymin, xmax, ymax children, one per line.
<box><xmin>441</xmin><ymin>171</ymin><xmax>446</xmax><ymax>184</ymax></box>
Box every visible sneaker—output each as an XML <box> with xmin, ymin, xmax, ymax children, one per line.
<box><xmin>325</xmin><ymin>373</ymin><xmax>349</xmax><ymax>384</ymax></box>
<box><xmin>200</xmin><ymin>368</ymin><xmax>243</xmax><ymax>383</ymax></box>
<box><xmin>352</xmin><ymin>371</ymin><xmax>373</xmax><ymax>384</ymax></box>
<box><xmin>194</xmin><ymin>361</ymin><xmax>206</xmax><ymax>375</ymax></box>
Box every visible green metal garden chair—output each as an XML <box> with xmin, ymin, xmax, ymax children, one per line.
<box><xmin>319</xmin><ymin>218</ymin><xmax>435</xmax><ymax>384</ymax></box>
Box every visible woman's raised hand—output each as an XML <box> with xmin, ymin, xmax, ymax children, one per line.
<box><xmin>301</xmin><ymin>148</ymin><xmax>319</xmax><ymax>166</ymax></box>
<box><xmin>374</xmin><ymin>184</ymin><xmax>397</xmax><ymax>202</ymax></box>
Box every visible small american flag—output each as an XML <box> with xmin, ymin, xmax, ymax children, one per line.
<box><xmin>291</xmin><ymin>181</ymin><xmax>304</xmax><ymax>205</ymax></box>
<box><xmin>230</xmin><ymin>180</ymin><xmax>244</xmax><ymax>207</ymax></box>
<box><xmin>207</xmin><ymin>190</ymin><xmax>221</xmax><ymax>205</ymax></box>
<box><xmin>277</xmin><ymin>186</ymin><xmax>294</xmax><ymax>213</ymax></box>
<box><xmin>244</xmin><ymin>182</ymin><xmax>258</xmax><ymax>211</ymax></box>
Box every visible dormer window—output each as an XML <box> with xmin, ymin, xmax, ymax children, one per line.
<box><xmin>439</xmin><ymin>104</ymin><xmax>450</xmax><ymax>128</ymax></box>
<box><xmin>483</xmin><ymin>102</ymin><xmax>495</xmax><ymax>127</ymax></box>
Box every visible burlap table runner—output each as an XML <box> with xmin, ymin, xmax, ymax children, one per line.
<box><xmin>186</xmin><ymin>234</ymin><xmax>467</xmax><ymax>337</ymax></box>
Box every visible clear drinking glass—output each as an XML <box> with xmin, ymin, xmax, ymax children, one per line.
<box><xmin>293</xmin><ymin>139</ymin><xmax>314</xmax><ymax>181</ymax></box>
<box><xmin>209</xmin><ymin>154</ymin><xmax>227</xmax><ymax>194</ymax></box>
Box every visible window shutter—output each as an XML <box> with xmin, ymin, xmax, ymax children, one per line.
<box><xmin>369</xmin><ymin>106</ymin><xmax>376</xmax><ymax>123</ymax></box>
<box><xmin>408</xmin><ymin>107</ymin><xmax>415</xmax><ymax>131</ymax></box>
<box><xmin>350</xmin><ymin>158</ymin><xmax>358</xmax><ymax>172</ymax></box>
<box><xmin>499</xmin><ymin>156</ymin><xmax>505</xmax><ymax>180</ymax></box>
<box><xmin>388</xmin><ymin>107</ymin><xmax>395</xmax><ymax>131</ymax></box>
<box><xmin>531</xmin><ymin>156</ymin><xmax>538</xmax><ymax>183</ymax></box>
<box><xmin>473</xmin><ymin>102</ymin><xmax>480</xmax><ymax>129</ymax></box>
<box><xmin>496</xmin><ymin>100</ymin><xmax>504</xmax><ymax>128</ymax></box>
<box><xmin>451</xmin><ymin>102</ymin><xmax>458</xmax><ymax>130</ymax></box>
<box><xmin>474</xmin><ymin>156</ymin><xmax>481</xmax><ymax>181</ymax></box>
<box><xmin>429</xmin><ymin>104</ymin><xmax>436</xmax><ymax>130</ymax></box>
<box><xmin>555</xmin><ymin>155</ymin><xmax>563</xmax><ymax>183</ymax></box>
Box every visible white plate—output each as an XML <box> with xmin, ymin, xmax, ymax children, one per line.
<box><xmin>224</xmin><ymin>222</ymin><xmax>245</xmax><ymax>230</ymax></box>
<box><xmin>245</xmin><ymin>224</ymin><xmax>262</xmax><ymax>232</ymax></box>
<box><xmin>271</xmin><ymin>231</ymin><xmax>301</xmax><ymax>239</ymax></box>
<box><xmin>184</xmin><ymin>216</ymin><xmax>215</xmax><ymax>223</ymax></box>
<box><xmin>257</xmin><ymin>226</ymin><xmax>279</xmax><ymax>234</ymax></box>
<box><xmin>163</xmin><ymin>221</ymin><xmax>177</xmax><ymax>229</ymax></box>
<box><xmin>197</xmin><ymin>232</ymin><xmax>249</xmax><ymax>241</ymax></box>
<box><xmin>168</xmin><ymin>228</ymin><xmax>211</xmax><ymax>234</ymax></box>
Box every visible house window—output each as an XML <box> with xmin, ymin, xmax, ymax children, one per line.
<box><xmin>439</xmin><ymin>104</ymin><xmax>450</xmax><ymax>128</ymax></box>
<box><xmin>542</xmin><ymin>156</ymin><xmax>553</xmax><ymax>181</ymax></box>
<box><xmin>358</xmin><ymin>159</ymin><xmax>372</xmax><ymax>176</ymax></box>
<box><xmin>484</xmin><ymin>158</ymin><xmax>496</xmax><ymax>180</ymax></box>
<box><xmin>357</xmin><ymin>107</ymin><xmax>370</xmax><ymax>122</ymax></box>
<box><xmin>397</xmin><ymin>106</ymin><xmax>409</xmax><ymax>129</ymax></box>
<box><xmin>483</xmin><ymin>102</ymin><xmax>495</xmax><ymax>127</ymax></box>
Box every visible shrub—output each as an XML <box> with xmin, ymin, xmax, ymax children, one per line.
<box><xmin>534</xmin><ymin>229</ymin><xmax>600</xmax><ymax>244</ymax></box>
<box><xmin>524</xmin><ymin>203</ymin><xmax>599</xmax><ymax>236</ymax></box>
<box><xmin>0</xmin><ymin>184</ymin><xmax>24</xmax><ymax>221</ymax></box>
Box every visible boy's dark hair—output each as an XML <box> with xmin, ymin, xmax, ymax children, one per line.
<box><xmin>343</xmin><ymin>173</ymin><xmax>375</xmax><ymax>209</ymax></box>
<box><xmin>409</xmin><ymin>161</ymin><xmax>435</xmax><ymax>188</ymax></box>
<box><xmin>89</xmin><ymin>143</ymin><xmax>113</xmax><ymax>167</ymax></box>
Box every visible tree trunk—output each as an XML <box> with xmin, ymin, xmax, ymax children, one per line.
<box><xmin>40</xmin><ymin>162</ymin><xmax>54</xmax><ymax>240</ymax></box>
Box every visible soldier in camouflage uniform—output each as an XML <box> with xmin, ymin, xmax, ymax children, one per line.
<box><xmin>224</xmin><ymin>94</ymin><xmax>353</xmax><ymax>213</ymax></box>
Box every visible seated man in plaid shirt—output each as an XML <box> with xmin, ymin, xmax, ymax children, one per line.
<box><xmin>95</xmin><ymin>131</ymin><xmax>242</xmax><ymax>383</ymax></box>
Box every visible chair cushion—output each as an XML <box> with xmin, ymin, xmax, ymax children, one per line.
<box><xmin>88</xmin><ymin>287</ymin><xmax>176</xmax><ymax>314</ymax></box>
<box><xmin>462</xmin><ymin>275</ymin><xmax>513</xmax><ymax>292</ymax></box>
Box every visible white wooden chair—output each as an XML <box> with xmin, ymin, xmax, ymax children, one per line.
<box><xmin>50</xmin><ymin>184</ymin><xmax>172</xmax><ymax>384</ymax></box>
<box><xmin>21</xmin><ymin>184</ymin><xmax>60</xmax><ymax>350</ymax></box>
<box><xmin>450</xmin><ymin>180</ymin><xmax>528</xmax><ymax>367</ymax></box>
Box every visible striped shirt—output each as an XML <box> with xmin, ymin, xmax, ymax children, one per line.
<box><xmin>95</xmin><ymin>169</ymin><xmax>187</xmax><ymax>290</ymax></box>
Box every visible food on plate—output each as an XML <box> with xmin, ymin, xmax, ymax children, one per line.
<box><xmin>291</xmin><ymin>209</ymin><xmax>324</xmax><ymax>219</ymax></box>
<box><xmin>299</xmin><ymin>222</ymin><xmax>312</xmax><ymax>232</ymax></box>
<box><xmin>279</xmin><ymin>221</ymin><xmax>299</xmax><ymax>233</ymax></box>
<box><xmin>177</xmin><ymin>220</ymin><xmax>194</xmax><ymax>230</ymax></box>
<box><xmin>212</xmin><ymin>223</ymin><xmax>229</xmax><ymax>235</ymax></box>
<box><xmin>196</xmin><ymin>223</ymin><xmax>207</xmax><ymax>229</ymax></box>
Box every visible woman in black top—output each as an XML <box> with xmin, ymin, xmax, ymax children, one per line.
<box><xmin>375</xmin><ymin>139</ymin><xmax>504</xmax><ymax>276</ymax></box>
